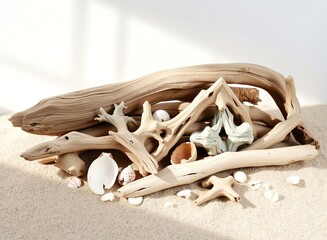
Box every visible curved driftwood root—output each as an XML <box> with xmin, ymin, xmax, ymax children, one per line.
<box><xmin>195</xmin><ymin>176</ymin><xmax>240</xmax><ymax>206</ymax></box>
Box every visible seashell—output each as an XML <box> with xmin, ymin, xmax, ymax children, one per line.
<box><xmin>101</xmin><ymin>192</ymin><xmax>116</xmax><ymax>202</ymax></box>
<box><xmin>87</xmin><ymin>152</ymin><xmax>119</xmax><ymax>195</ymax></box>
<box><xmin>171</xmin><ymin>142</ymin><xmax>197</xmax><ymax>165</ymax></box>
<box><xmin>67</xmin><ymin>177</ymin><xmax>82</xmax><ymax>188</ymax></box>
<box><xmin>233</xmin><ymin>170</ymin><xmax>247</xmax><ymax>183</ymax></box>
<box><xmin>286</xmin><ymin>175</ymin><xmax>301</xmax><ymax>185</ymax></box>
<box><xmin>128</xmin><ymin>197</ymin><xmax>143</xmax><ymax>206</ymax></box>
<box><xmin>118</xmin><ymin>165</ymin><xmax>136</xmax><ymax>186</ymax></box>
<box><xmin>176</xmin><ymin>189</ymin><xmax>192</xmax><ymax>199</ymax></box>
<box><xmin>152</xmin><ymin>110</ymin><xmax>171</xmax><ymax>122</ymax></box>
<box><xmin>249</xmin><ymin>180</ymin><xmax>263</xmax><ymax>190</ymax></box>
<box><xmin>264</xmin><ymin>190</ymin><xmax>279</xmax><ymax>202</ymax></box>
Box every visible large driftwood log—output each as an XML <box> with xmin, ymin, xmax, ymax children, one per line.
<box><xmin>9</xmin><ymin>63</ymin><xmax>318</xmax><ymax>148</ymax></box>
<box><xmin>118</xmin><ymin>145</ymin><xmax>318</xmax><ymax>198</ymax></box>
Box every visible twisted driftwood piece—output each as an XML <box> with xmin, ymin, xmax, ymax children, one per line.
<box><xmin>9</xmin><ymin>64</ymin><xmax>318</xmax><ymax>149</ymax></box>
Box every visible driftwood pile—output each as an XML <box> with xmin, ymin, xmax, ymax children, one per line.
<box><xmin>10</xmin><ymin>63</ymin><xmax>320</xmax><ymax>205</ymax></box>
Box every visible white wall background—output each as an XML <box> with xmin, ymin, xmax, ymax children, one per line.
<box><xmin>1</xmin><ymin>0</ymin><xmax>326</xmax><ymax>114</ymax></box>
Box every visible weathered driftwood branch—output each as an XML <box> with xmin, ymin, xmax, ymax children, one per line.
<box><xmin>243</xmin><ymin>76</ymin><xmax>300</xmax><ymax>150</ymax></box>
<box><xmin>118</xmin><ymin>145</ymin><xmax>318</xmax><ymax>198</ymax></box>
<box><xmin>9</xmin><ymin>63</ymin><xmax>318</xmax><ymax>149</ymax></box>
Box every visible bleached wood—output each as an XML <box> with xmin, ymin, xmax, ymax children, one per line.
<box><xmin>118</xmin><ymin>145</ymin><xmax>318</xmax><ymax>198</ymax></box>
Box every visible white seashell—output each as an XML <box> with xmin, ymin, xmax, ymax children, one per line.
<box><xmin>101</xmin><ymin>192</ymin><xmax>116</xmax><ymax>202</ymax></box>
<box><xmin>87</xmin><ymin>152</ymin><xmax>119</xmax><ymax>195</ymax></box>
<box><xmin>128</xmin><ymin>197</ymin><xmax>143</xmax><ymax>206</ymax></box>
<box><xmin>152</xmin><ymin>110</ymin><xmax>171</xmax><ymax>122</ymax></box>
<box><xmin>286</xmin><ymin>175</ymin><xmax>301</xmax><ymax>185</ymax></box>
<box><xmin>164</xmin><ymin>201</ymin><xmax>178</xmax><ymax>208</ymax></box>
<box><xmin>176</xmin><ymin>189</ymin><xmax>192</xmax><ymax>199</ymax></box>
<box><xmin>118</xmin><ymin>165</ymin><xmax>136</xmax><ymax>186</ymax></box>
<box><xmin>67</xmin><ymin>177</ymin><xmax>82</xmax><ymax>188</ymax></box>
<box><xmin>233</xmin><ymin>170</ymin><xmax>247</xmax><ymax>183</ymax></box>
<box><xmin>264</xmin><ymin>190</ymin><xmax>279</xmax><ymax>202</ymax></box>
<box><xmin>249</xmin><ymin>180</ymin><xmax>263</xmax><ymax>190</ymax></box>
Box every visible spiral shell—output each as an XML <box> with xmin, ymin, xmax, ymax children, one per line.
<box><xmin>118</xmin><ymin>165</ymin><xmax>136</xmax><ymax>186</ymax></box>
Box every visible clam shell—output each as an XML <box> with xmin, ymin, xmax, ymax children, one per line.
<box><xmin>264</xmin><ymin>190</ymin><xmax>279</xmax><ymax>202</ymax></box>
<box><xmin>128</xmin><ymin>197</ymin><xmax>143</xmax><ymax>206</ymax></box>
<box><xmin>118</xmin><ymin>165</ymin><xmax>136</xmax><ymax>186</ymax></box>
<box><xmin>67</xmin><ymin>177</ymin><xmax>82</xmax><ymax>188</ymax></box>
<box><xmin>286</xmin><ymin>175</ymin><xmax>301</xmax><ymax>185</ymax></box>
<box><xmin>87</xmin><ymin>152</ymin><xmax>119</xmax><ymax>195</ymax></box>
<box><xmin>233</xmin><ymin>170</ymin><xmax>247</xmax><ymax>183</ymax></box>
<box><xmin>176</xmin><ymin>189</ymin><xmax>192</xmax><ymax>199</ymax></box>
<box><xmin>101</xmin><ymin>192</ymin><xmax>116</xmax><ymax>202</ymax></box>
<box><xmin>152</xmin><ymin>110</ymin><xmax>171</xmax><ymax>122</ymax></box>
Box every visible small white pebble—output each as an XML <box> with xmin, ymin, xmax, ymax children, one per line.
<box><xmin>264</xmin><ymin>190</ymin><xmax>279</xmax><ymax>202</ymax></box>
<box><xmin>233</xmin><ymin>171</ymin><xmax>247</xmax><ymax>183</ymax></box>
<box><xmin>286</xmin><ymin>175</ymin><xmax>301</xmax><ymax>185</ymax></box>
<box><xmin>101</xmin><ymin>192</ymin><xmax>116</xmax><ymax>202</ymax></box>
<box><xmin>176</xmin><ymin>189</ymin><xmax>192</xmax><ymax>199</ymax></box>
<box><xmin>128</xmin><ymin>197</ymin><xmax>143</xmax><ymax>206</ymax></box>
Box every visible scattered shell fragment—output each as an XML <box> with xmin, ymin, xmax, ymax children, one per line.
<box><xmin>264</xmin><ymin>190</ymin><xmax>279</xmax><ymax>202</ymax></box>
<box><xmin>67</xmin><ymin>177</ymin><xmax>82</xmax><ymax>188</ymax></box>
<box><xmin>233</xmin><ymin>170</ymin><xmax>247</xmax><ymax>183</ymax></box>
<box><xmin>101</xmin><ymin>192</ymin><xmax>116</xmax><ymax>202</ymax></box>
<box><xmin>87</xmin><ymin>152</ymin><xmax>119</xmax><ymax>195</ymax></box>
<box><xmin>128</xmin><ymin>197</ymin><xmax>143</xmax><ymax>206</ymax></box>
<box><xmin>164</xmin><ymin>201</ymin><xmax>178</xmax><ymax>208</ymax></box>
<box><xmin>286</xmin><ymin>175</ymin><xmax>301</xmax><ymax>185</ymax></box>
<box><xmin>118</xmin><ymin>165</ymin><xmax>136</xmax><ymax>186</ymax></box>
<box><xmin>176</xmin><ymin>189</ymin><xmax>192</xmax><ymax>199</ymax></box>
<box><xmin>152</xmin><ymin>110</ymin><xmax>171</xmax><ymax>122</ymax></box>
<box><xmin>249</xmin><ymin>180</ymin><xmax>263</xmax><ymax>190</ymax></box>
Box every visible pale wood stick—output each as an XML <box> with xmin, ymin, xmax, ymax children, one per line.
<box><xmin>118</xmin><ymin>145</ymin><xmax>318</xmax><ymax>198</ymax></box>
